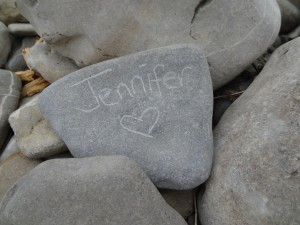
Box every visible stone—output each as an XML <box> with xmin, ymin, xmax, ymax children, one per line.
<box><xmin>0</xmin><ymin>156</ymin><xmax>188</xmax><ymax>225</ymax></box>
<box><xmin>0</xmin><ymin>0</ymin><xmax>27</xmax><ymax>25</ymax></box>
<box><xmin>5</xmin><ymin>37</ymin><xmax>35</xmax><ymax>72</ymax></box>
<box><xmin>277</xmin><ymin>0</ymin><xmax>300</xmax><ymax>34</ymax></box>
<box><xmin>159</xmin><ymin>189</ymin><xmax>195</xmax><ymax>218</ymax></box>
<box><xmin>8</xmin><ymin>23</ymin><xmax>37</xmax><ymax>36</ymax></box>
<box><xmin>25</xmin><ymin>40</ymin><xmax>79</xmax><ymax>83</ymax></box>
<box><xmin>199</xmin><ymin>38</ymin><xmax>300</xmax><ymax>225</ymax></box>
<box><xmin>39</xmin><ymin>45</ymin><xmax>214</xmax><ymax>190</ymax></box>
<box><xmin>9</xmin><ymin>95</ymin><xmax>68</xmax><ymax>158</ymax></box>
<box><xmin>0</xmin><ymin>22</ymin><xmax>11</xmax><ymax>67</ymax></box>
<box><xmin>16</xmin><ymin>0</ymin><xmax>280</xmax><ymax>89</ymax></box>
<box><xmin>0</xmin><ymin>136</ymin><xmax>20</xmax><ymax>162</ymax></box>
<box><xmin>0</xmin><ymin>70</ymin><xmax>21</xmax><ymax>148</ymax></box>
<box><xmin>0</xmin><ymin>153</ymin><xmax>41</xmax><ymax>201</ymax></box>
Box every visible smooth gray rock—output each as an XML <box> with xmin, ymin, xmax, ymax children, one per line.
<box><xmin>277</xmin><ymin>0</ymin><xmax>300</xmax><ymax>33</ymax></box>
<box><xmin>0</xmin><ymin>0</ymin><xmax>27</xmax><ymax>25</ymax></box>
<box><xmin>0</xmin><ymin>153</ymin><xmax>41</xmax><ymax>202</ymax></box>
<box><xmin>25</xmin><ymin>40</ymin><xmax>79</xmax><ymax>83</ymax></box>
<box><xmin>0</xmin><ymin>156</ymin><xmax>188</xmax><ymax>225</ymax></box>
<box><xmin>39</xmin><ymin>45</ymin><xmax>213</xmax><ymax>190</ymax></box>
<box><xmin>8</xmin><ymin>23</ymin><xmax>37</xmax><ymax>36</ymax></box>
<box><xmin>199</xmin><ymin>38</ymin><xmax>300</xmax><ymax>225</ymax></box>
<box><xmin>0</xmin><ymin>22</ymin><xmax>11</xmax><ymax>67</ymax></box>
<box><xmin>16</xmin><ymin>0</ymin><xmax>280</xmax><ymax>89</ymax></box>
<box><xmin>0</xmin><ymin>70</ymin><xmax>21</xmax><ymax>148</ymax></box>
<box><xmin>5</xmin><ymin>37</ymin><xmax>35</xmax><ymax>72</ymax></box>
<box><xmin>9</xmin><ymin>95</ymin><xmax>68</xmax><ymax>159</ymax></box>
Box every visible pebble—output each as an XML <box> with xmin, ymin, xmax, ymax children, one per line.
<box><xmin>0</xmin><ymin>22</ymin><xmax>11</xmax><ymax>67</ymax></box>
<box><xmin>9</xmin><ymin>95</ymin><xmax>68</xmax><ymax>159</ymax></box>
<box><xmin>8</xmin><ymin>23</ymin><xmax>37</xmax><ymax>36</ymax></box>
<box><xmin>5</xmin><ymin>37</ymin><xmax>36</xmax><ymax>72</ymax></box>
<box><xmin>39</xmin><ymin>45</ymin><xmax>214</xmax><ymax>190</ymax></box>
<box><xmin>0</xmin><ymin>156</ymin><xmax>188</xmax><ymax>225</ymax></box>
<box><xmin>24</xmin><ymin>40</ymin><xmax>79</xmax><ymax>83</ymax></box>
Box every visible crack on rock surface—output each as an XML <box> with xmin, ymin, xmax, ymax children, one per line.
<box><xmin>191</xmin><ymin>0</ymin><xmax>212</xmax><ymax>24</ymax></box>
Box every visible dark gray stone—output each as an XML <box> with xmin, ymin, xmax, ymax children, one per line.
<box><xmin>199</xmin><ymin>38</ymin><xmax>300</xmax><ymax>225</ymax></box>
<box><xmin>0</xmin><ymin>22</ymin><xmax>11</xmax><ymax>67</ymax></box>
<box><xmin>8</xmin><ymin>23</ymin><xmax>37</xmax><ymax>36</ymax></box>
<box><xmin>5</xmin><ymin>37</ymin><xmax>35</xmax><ymax>72</ymax></box>
<box><xmin>39</xmin><ymin>45</ymin><xmax>214</xmax><ymax>190</ymax></box>
<box><xmin>0</xmin><ymin>70</ymin><xmax>21</xmax><ymax>148</ymax></box>
<box><xmin>0</xmin><ymin>156</ymin><xmax>188</xmax><ymax>225</ymax></box>
<box><xmin>277</xmin><ymin>0</ymin><xmax>300</xmax><ymax>34</ymax></box>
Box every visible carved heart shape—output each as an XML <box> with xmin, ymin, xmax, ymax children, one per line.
<box><xmin>120</xmin><ymin>107</ymin><xmax>160</xmax><ymax>138</ymax></box>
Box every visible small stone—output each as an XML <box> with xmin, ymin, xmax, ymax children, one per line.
<box><xmin>0</xmin><ymin>22</ymin><xmax>11</xmax><ymax>67</ymax></box>
<box><xmin>0</xmin><ymin>0</ymin><xmax>27</xmax><ymax>25</ymax></box>
<box><xmin>16</xmin><ymin>0</ymin><xmax>281</xmax><ymax>89</ymax></box>
<box><xmin>278</xmin><ymin>0</ymin><xmax>300</xmax><ymax>34</ymax></box>
<box><xmin>8</xmin><ymin>23</ymin><xmax>37</xmax><ymax>36</ymax></box>
<box><xmin>0</xmin><ymin>153</ymin><xmax>41</xmax><ymax>201</ymax></box>
<box><xmin>159</xmin><ymin>189</ymin><xmax>195</xmax><ymax>218</ymax></box>
<box><xmin>24</xmin><ymin>40</ymin><xmax>79</xmax><ymax>83</ymax></box>
<box><xmin>9</xmin><ymin>95</ymin><xmax>67</xmax><ymax>159</ymax></box>
<box><xmin>0</xmin><ymin>70</ymin><xmax>21</xmax><ymax>148</ymax></box>
<box><xmin>0</xmin><ymin>136</ymin><xmax>20</xmax><ymax>162</ymax></box>
<box><xmin>199</xmin><ymin>37</ymin><xmax>300</xmax><ymax>225</ymax></box>
<box><xmin>5</xmin><ymin>37</ymin><xmax>36</xmax><ymax>72</ymax></box>
<box><xmin>0</xmin><ymin>156</ymin><xmax>188</xmax><ymax>225</ymax></box>
<box><xmin>39</xmin><ymin>45</ymin><xmax>214</xmax><ymax>190</ymax></box>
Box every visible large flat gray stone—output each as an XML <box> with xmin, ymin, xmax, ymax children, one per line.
<box><xmin>199</xmin><ymin>38</ymin><xmax>300</xmax><ymax>225</ymax></box>
<box><xmin>39</xmin><ymin>45</ymin><xmax>213</xmax><ymax>190</ymax></box>
<box><xmin>0</xmin><ymin>156</ymin><xmax>188</xmax><ymax>225</ymax></box>
<box><xmin>0</xmin><ymin>70</ymin><xmax>21</xmax><ymax>148</ymax></box>
<box><xmin>16</xmin><ymin>0</ymin><xmax>280</xmax><ymax>89</ymax></box>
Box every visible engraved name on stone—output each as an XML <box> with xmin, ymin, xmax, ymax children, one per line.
<box><xmin>69</xmin><ymin>64</ymin><xmax>193</xmax><ymax>138</ymax></box>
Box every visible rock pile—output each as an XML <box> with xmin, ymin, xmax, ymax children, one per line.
<box><xmin>0</xmin><ymin>0</ymin><xmax>299</xmax><ymax>225</ymax></box>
